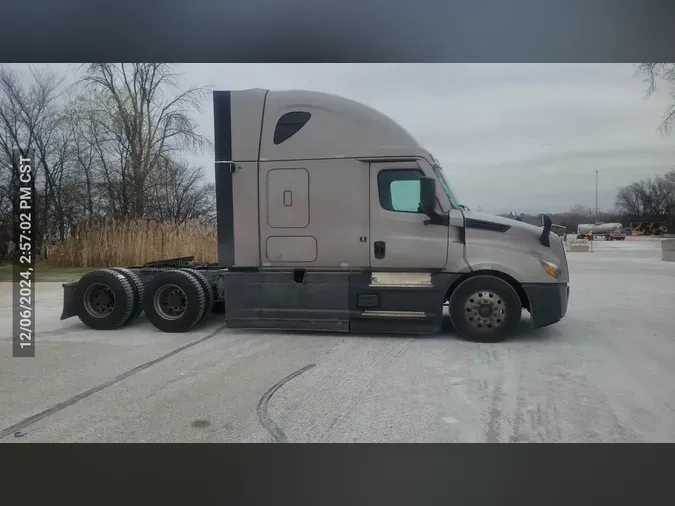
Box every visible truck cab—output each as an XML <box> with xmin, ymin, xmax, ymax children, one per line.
<box><xmin>214</xmin><ymin>89</ymin><xmax>569</xmax><ymax>341</ymax></box>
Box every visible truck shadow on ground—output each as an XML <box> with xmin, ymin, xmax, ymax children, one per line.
<box><xmin>439</xmin><ymin>313</ymin><xmax>563</xmax><ymax>343</ymax></box>
<box><xmin>218</xmin><ymin>312</ymin><xmax>562</xmax><ymax>344</ymax></box>
<box><xmin>50</xmin><ymin>310</ymin><xmax>563</xmax><ymax>344</ymax></box>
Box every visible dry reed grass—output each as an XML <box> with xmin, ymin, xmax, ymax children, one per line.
<box><xmin>47</xmin><ymin>219</ymin><xmax>218</xmax><ymax>268</ymax></box>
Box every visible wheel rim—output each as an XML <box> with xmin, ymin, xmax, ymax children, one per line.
<box><xmin>154</xmin><ymin>284</ymin><xmax>188</xmax><ymax>320</ymax></box>
<box><xmin>463</xmin><ymin>290</ymin><xmax>507</xmax><ymax>331</ymax></box>
<box><xmin>83</xmin><ymin>283</ymin><xmax>116</xmax><ymax>318</ymax></box>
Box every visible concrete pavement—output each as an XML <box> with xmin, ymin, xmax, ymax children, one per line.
<box><xmin>1</xmin><ymin>238</ymin><xmax>674</xmax><ymax>442</ymax></box>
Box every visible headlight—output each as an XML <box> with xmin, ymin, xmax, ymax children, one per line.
<box><xmin>539</xmin><ymin>259</ymin><xmax>560</xmax><ymax>279</ymax></box>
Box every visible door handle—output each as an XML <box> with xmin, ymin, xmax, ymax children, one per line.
<box><xmin>374</xmin><ymin>241</ymin><xmax>386</xmax><ymax>259</ymax></box>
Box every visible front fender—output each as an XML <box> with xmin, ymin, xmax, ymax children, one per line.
<box><xmin>466</xmin><ymin>261</ymin><xmax>522</xmax><ymax>281</ymax></box>
<box><xmin>465</xmin><ymin>241</ymin><xmax>559</xmax><ymax>285</ymax></box>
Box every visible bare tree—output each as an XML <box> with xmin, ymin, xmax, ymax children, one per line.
<box><xmin>634</xmin><ymin>65</ymin><xmax>675</xmax><ymax>230</ymax></box>
<box><xmin>77</xmin><ymin>64</ymin><xmax>211</xmax><ymax>219</ymax></box>
<box><xmin>615</xmin><ymin>184</ymin><xmax>643</xmax><ymax>220</ymax></box>
<box><xmin>665</xmin><ymin>168</ymin><xmax>675</xmax><ymax>187</ymax></box>
<box><xmin>0</xmin><ymin>65</ymin><xmax>67</xmax><ymax>257</ymax></box>
<box><xmin>145</xmin><ymin>156</ymin><xmax>215</xmax><ymax>225</ymax></box>
<box><xmin>636</xmin><ymin>63</ymin><xmax>675</xmax><ymax>135</ymax></box>
<box><xmin>63</xmin><ymin>93</ymin><xmax>97</xmax><ymax>221</ymax></box>
<box><xmin>63</xmin><ymin>89</ymin><xmax>122</xmax><ymax>225</ymax></box>
<box><xmin>615</xmin><ymin>172</ymin><xmax>675</xmax><ymax>222</ymax></box>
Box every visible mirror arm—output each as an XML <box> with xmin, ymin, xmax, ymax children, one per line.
<box><xmin>423</xmin><ymin>209</ymin><xmax>449</xmax><ymax>226</ymax></box>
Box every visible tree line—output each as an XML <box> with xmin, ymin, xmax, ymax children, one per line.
<box><xmin>0</xmin><ymin>64</ymin><xmax>216</xmax><ymax>261</ymax></box>
<box><xmin>501</xmin><ymin>167</ymin><xmax>675</xmax><ymax>234</ymax></box>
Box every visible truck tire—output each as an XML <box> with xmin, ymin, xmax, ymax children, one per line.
<box><xmin>448</xmin><ymin>275</ymin><xmax>522</xmax><ymax>343</ymax></box>
<box><xmin>75</xmin><ymin>269</ymin><xmax>135</xmax><ymax>330</ymax></box>
<box><xmin>111</xmin><ymin>267</ymin><xmax>145</xmax><ymax>323</ymax></box>
<box><xmin>144</xmin><ymin>270</ymin><xmax>207</xmax><ymax>333</ymax></box>
<box><xmin>181</xmin><ymin>268</ymin><xmax>214</xmax><ymax>323</ymax></box>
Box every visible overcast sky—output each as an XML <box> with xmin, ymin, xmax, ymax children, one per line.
<box><xmin>8</xmin><ymin>63</ymin><xmax>675</xmax><ymax>214</ymax></box>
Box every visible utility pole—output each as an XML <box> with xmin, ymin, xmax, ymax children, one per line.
<box><xmin>595</xmin><ymin>169</ymin><xmax>599</xmax><ymax>224</ymax></box>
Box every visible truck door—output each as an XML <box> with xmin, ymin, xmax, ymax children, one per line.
<box><xmin>369</xmin><ymin>162</ymin><xmax>448</xmax><ymax>269</ymax></box>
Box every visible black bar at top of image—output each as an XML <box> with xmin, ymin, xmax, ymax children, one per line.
<box><xmin>12</xmin><ymin>149</ymin><xmax>36</xmax><ymax>358</ymax></box>
<box><xmin>0</xmin><ymin>443</ymin><xmax>673</xmax><ymax>503</ymax></box>
<box><xmin>1</xmin><ymin>0</ymin><xmax>675</xmax><ymax>62</ymax></box>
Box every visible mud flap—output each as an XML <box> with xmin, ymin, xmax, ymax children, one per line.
<box><xmin>60</xmin><ymin>282</ymin><xmax>79</xmax><ymax>320</ymax></box>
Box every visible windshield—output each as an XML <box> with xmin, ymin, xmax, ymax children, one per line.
<box><xmin>432</xmin><ymin>164</ymin><xmax>463</xmax><ymax>209</ymax></box>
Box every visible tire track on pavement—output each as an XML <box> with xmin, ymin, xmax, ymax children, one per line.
<box><xmin>320</xmin><ymin>339</ymin><xmax>413</xmax><ymax>441</ymax></box>
<box><xmin>257</xmin><ymin>364</ymin><xmax>316</xmax><ymax>443</ymax></box>
<box><xmin>0</xmin><ymin>324</ymin><xmax>228</xmax><ymax>440</ymax></box>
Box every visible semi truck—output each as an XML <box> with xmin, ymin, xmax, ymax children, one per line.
<box><xmin>60</xmin><ymin>89</ymin><xmax>570</xmax><ymax>342</ymax></box>
<box><xmin>576</xmin><ymin>223</ymin><xmax>625</xmax><ymax>241</ymax></box>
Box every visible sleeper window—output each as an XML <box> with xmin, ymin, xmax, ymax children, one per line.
<box><xmin>274</xmin><ymin>111</ymin><xmax>311</xmax><ymax>145</ymax></box>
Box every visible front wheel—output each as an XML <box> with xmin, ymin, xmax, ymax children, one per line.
<box><xmin>448</xmin><ymin>275</ymin><xmax>522</xmax><ymax>343</ymax></box>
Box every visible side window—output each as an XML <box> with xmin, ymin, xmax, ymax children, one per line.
<box><xmin>274</xmin><ymin>111</ymin><xmax>311</xmax><ymax>145</ymax></box>
<box><xmin>377</xmin><ymin>169</ymin><xmax>425</xmax><ymax>213</ymax></box>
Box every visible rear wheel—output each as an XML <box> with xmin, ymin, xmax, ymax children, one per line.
<box><xmin>181</xmin><ymin>268</ymin><xmax>214</xmax><ymax>323</ymax></box>
<box><xmin>144</xmin><ymin>270</ymin><xmax>206</xmax><ymax>333</ymax></box>
<box><xmin>76</xmin><ymin>269</ymin><xmax>135</xmax><ymax>330</ymax></box>
<box><xmin>448</xmin><ymin>275</ymin><xmax>522</xmax><ymax>342</ymax></box>
<box><xmin>111</xmin><ymin>268</ymin><xmax>145</xmax><ymax>323</ymax></box>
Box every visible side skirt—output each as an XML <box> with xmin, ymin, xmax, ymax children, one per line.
<box><xmin>349</xmin><ymin>272</ymin><xmax>459</xmax><ymax>334</ymax></box>
<box><xmin>222</xmin><ymin>270</ymin><xmax>460</xmax><ymax>335</ymax></box>
<box><xmin>223</xmin><ymin>271</ymin><xmax>350</xmax><ymax>332</ymax></box>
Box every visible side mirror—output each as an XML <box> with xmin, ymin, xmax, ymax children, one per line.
<box><xmin>539</xmin><ymin>213</ymin><xmax>553</xmax><ymax>247</ymax></box>
<box><xmin>419</xmin><ymin>177</ymin><xmax>436</xmax><ymax>213</ymax></box>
